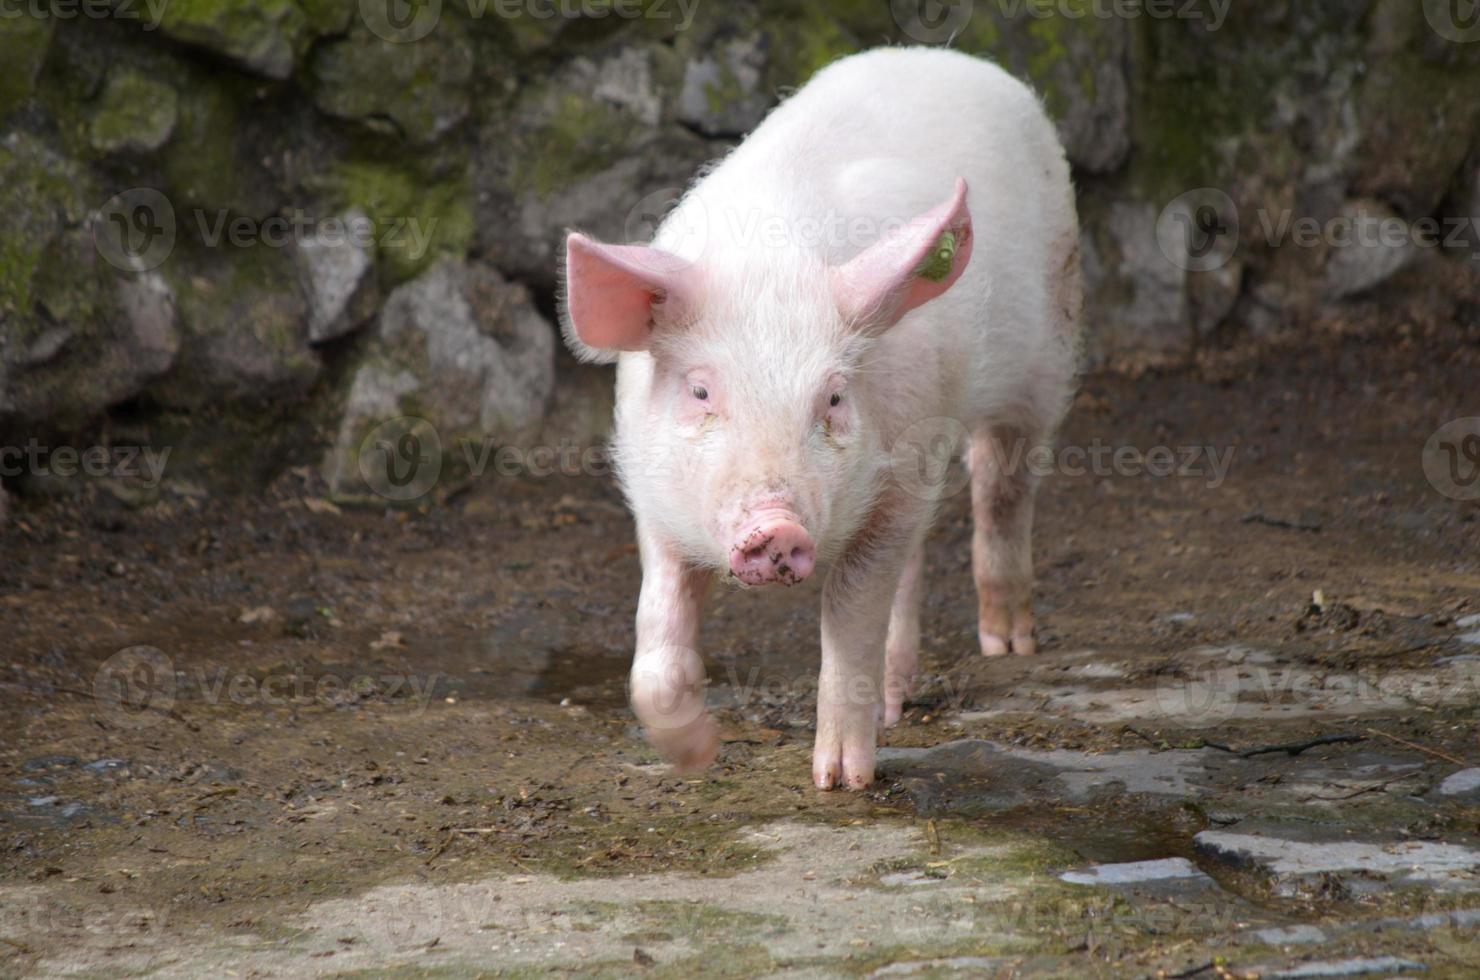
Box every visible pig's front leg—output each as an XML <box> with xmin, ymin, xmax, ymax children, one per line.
<box><xmin>814</xmin><ymin>534</ymin><xmax>916</xmax><ymax>790</ymax></box>
<box><xmin>630</xmin><ymin>528</ymin><xmax>716</xmax><ymax>771</ymax></box>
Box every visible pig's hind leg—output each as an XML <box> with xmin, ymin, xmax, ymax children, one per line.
<box><xmin>882</xmin><ymin>538</ymin><xmax>925</xmax><ymax>727</ymax></box>
<box><xmin>630</xmin><ymin>527</ymin><xmax>717</xmax><ymax>771</ymax></box>
<box><xmin>969</xmin><ymin>424</ymin><xmax>1038</xmax><ymax>656</ymax></box>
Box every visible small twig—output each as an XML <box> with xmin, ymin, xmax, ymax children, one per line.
<box><xmin>1161</xmin><ymin>960</ymin><xmax>1216</xmax><ymax>979</ymax></box>
<box><xmin>1241</xmin><ymin>512</ymin><xmax>1321</xmax><ymax>533</ymax></box>
<box><xmin>0</xmin><ymin>937</ymin><xmax>33</xmax><ymax>954</ymax></box>
<box><xmin>925</xmin><ymin>819</ymin><xmax>941</xmax><ymax>856</ymax></box>
<box><xmin>424</xmin><ymin>834</ymin><xmax>454</xmax><ymax>866</ymax></box>
<box><xmin>1365</xmin><ymin>728</ymin><xmax>1468</xmax><ymax>766</ymax></box>
<box><xmin>1204</xmin><ymin>734</ymin><xmax>1363</xmax><ymax>758</ymax></box>
<box><xmin>1302</xmin><ymin>771</ymin><xmax>1414</xmax><ymax>802</ymax></box>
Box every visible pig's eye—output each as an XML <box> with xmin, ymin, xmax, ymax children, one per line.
<box><xmin>691</xmin><ymin>385</ymin><xmax>709</xmax><ymax>401</ymax></box>
<box><xmin>829</xmin><ymin>393</ymin><xmax>842</xmax><ymax>408</ymax></box>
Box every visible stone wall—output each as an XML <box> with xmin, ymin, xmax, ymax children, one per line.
<box><xmin>1</xmin><ymin>0</ymin><xmax>1477</xmax><ymax>499</ymax></box>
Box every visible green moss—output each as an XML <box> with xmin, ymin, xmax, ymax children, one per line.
<box><xmin>0</xmin><ymin>11</ymin><xmax>53</xmax><ymax>118</ymax></box>
<box><xmin>298</xmin><ymin>0</ymin><xmax>355</xmax><ymax>36</ymax></box>
<box><xmin>161</xmin><ymin>82</ymin><xmax>247</xmax><ymax>211</ymax></box>
<box><xmin>311</xmin><ymin>22</ymin><xmax>473</xmax><ymax>145</ymax></box>
<box><xmin>763</xmin><ymin>5</ymin><xmax>860</xmax><ymax>92</ymax></box>
<box><xmin>510</xmin><ymin>90</ymin><xmax>643</xmax><ymax>200</ymax></box>
<box><xmin>331</xmin><ymin>161</ymin><xmax>473</xmax><ymax>283</ymax></box>
<box><xmin>0</xmin><ymin>238</ymin><xmax>43</xmax><ymax>318</ymax></box>
<box><xmin>89</xmin><ymin>71</ymin><xmax>179</xmax><ymax>154</ymax></box>
<box><xmin>0</xmin><ymin>134</ymin><xmax>92</xmax><ymax>320</ymax></box>
<box><xmin>156</xmin><ymin>0</ymin><xmax>309</xmax><ymax>78</ymax></box>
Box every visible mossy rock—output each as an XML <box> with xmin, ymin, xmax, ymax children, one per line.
<box><xmin>0</xmin><ymin>134</ymin><xmax>179</xmax><ymax>429</ymax></box>
<box><xmin>154</xmin><ymin>241</ymin><xmax>320</xmax><ymax>409</ymax></box>
<box><xmin>954</xmin><ymin>1</ymin><xmax>1130</xmax><ymax>174</ymax></box>
<box><xmin>160</xmin><ymin>78</ymin><xmax>279</xmax><ymax>218</ymax></box>
<box><xmin>761</xmin><ymin>4</ymin><xmax>863</xmax><ymax>94</ymax></box>
<box><xmin>321</xmin><ymin>259</ymin><xmax>555</xmax><ymax>501</ymax></box>
<box><xmin>1352</xmin><ymin>1</ymin><xmax>1480</xmax><ymax>218</ymax></box>
<box><xmin>154</xmin><ymin>0</ymin><xmax>312</xmax><ymax>79</ymax></box>
<box><xmin>323</xmin><ymin>158</ymin><xmax>474</xmax><ymax>284</ymax></box>
<box><xmin>311</xmin><ymin>20</ymin><xmax>475</xmax><ymax>145</ymax></box>
<box><xmin>0</xmin><ymin>9</ymin><xmax>53</xmax><ymax>119</ymax></box>
<box><xmin>89</xmin><ymin>70</ymin><xmax>179</xmax><ymax>154</ymax></box>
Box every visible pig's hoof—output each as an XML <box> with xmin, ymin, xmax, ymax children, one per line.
<box><xmin>646</xmin><ymin>716</ymin><xmax>720</xmax><ymax>773</ymax></box>
<box><xmin>812</xmin><ymin>737</ymin><xmax>876</xmax><ymax>791</ymax></box>
<box><xmin>978</xmin><ymin>600</ymin><xmax>1035</xmax><ymax>657</ymax></box>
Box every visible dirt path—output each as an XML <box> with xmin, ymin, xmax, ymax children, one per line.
<box><xmin>2</xmin><ymin>318</ymin><xmax>1478</xmax><ymax>978</ymax></box>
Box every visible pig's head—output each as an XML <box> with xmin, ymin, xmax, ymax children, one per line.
<box><xmin>560</xmin><ymin>180</ymin><xmax>973</xmax><ymax>586</ymax></box>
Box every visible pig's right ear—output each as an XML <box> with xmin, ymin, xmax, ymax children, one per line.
<box><xmin>559</xmin><ymin>233</ymin><xmax>698</xmax><ymax>363</ymax></box>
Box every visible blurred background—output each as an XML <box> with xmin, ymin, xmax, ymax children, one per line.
<box><xmin>1</xmin><ymin>0</ymin><xmax>1477</xmax><ymax>507</ymax></box>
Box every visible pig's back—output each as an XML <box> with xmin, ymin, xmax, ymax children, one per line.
<box><xmin>654</xmin><ymin>47</ymin><xmax>1079</xmax><ymax>429</ymax></box>
<box><xmin>709</xmin><ymin>48</ymin><xmax>1075</xmax><ymax>423</ymax></box>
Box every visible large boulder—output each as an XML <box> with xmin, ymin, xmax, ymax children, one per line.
<box><xmin>474</xmin><ymin>44</ymin><xmax>710</xmax><ymax>287</ymax></box>
<box><xmin>310</xmin><ymin>20</ymin><xmax>475</xmax><ymax>145</ymax></box>
<box><xmin>323</xmin><ymin>259</ymin><xmax>556</xmax><ymax>500</ymax></box>
<box><xmin>294</xmin><ymin>210</ymin><xmax>379</xmax><ymax>344</ymax></box>
<box><xmin>153</xmin><ymin>243</ymin><xmax>320</xmax><ymax>408</ymax></box>
<box><xmin>954</xmin><ymin>5</ymin><xmax>1131</xmax><ymax>175</ymax></box>
<box><xmin>0</xmin><ymin>135</ymin><xmax>179</xmax><ymax>430</ymax></box>
<box><xmin>152</xmin><ymin>0</ymin><xmax>315</xmax><ymax>80</ymax></box>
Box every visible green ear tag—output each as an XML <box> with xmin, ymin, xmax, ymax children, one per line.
<box><xmin>915</xmin><ymin>230</ymin><xmax>957</xmax><ymax>283</ymax></box>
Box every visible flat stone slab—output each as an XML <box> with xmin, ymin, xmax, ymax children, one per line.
<box><xmin>1253</xmin><ymin>924</ymin><xmax>1329</xmax><ymax>946</ymax></box>
<box><xmin>1196</xmin><ymin>829</ymin><xmax>1480</xmax><ymax>894</ymax></box>
<box><xmin>1060</xmin><ymin>857</ymin><xmax>1208</xmax><ymax>887</ymax></box>
<box><xmin>877</xmin><ymin>739</ymin><xmax>1216</xmax><ymax>813</ymax></box>
<box><xmin>1436</xmin><ymin>768</ymin><xmax>1480</xmax><ymax>802</ymax></box>
<box><xmin>1264</xmin><ymin>956</ymin><xmax>1427</xmax><ymax>978</ymax></box>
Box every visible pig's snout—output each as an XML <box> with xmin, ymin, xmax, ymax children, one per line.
<box><xmin>729</xmin><ymin>514</ymin><xmax>816</xmax><ymax>586</ymax></box>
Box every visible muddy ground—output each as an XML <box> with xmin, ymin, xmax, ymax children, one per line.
<box><xmin>2</xmin><ymin>314</ymin><xmax>1479</xmax><ymax>978</ymax></box>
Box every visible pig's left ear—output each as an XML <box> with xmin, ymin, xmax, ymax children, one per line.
<box><xmin>829</xmin><ymin>178</ymin><xmax>974</xmax><ymax>332</ymax></box>
<box><xmin>560</xmin><ymin>233</ymin><xmax>699</xmax><ymax>363</ymax></box>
